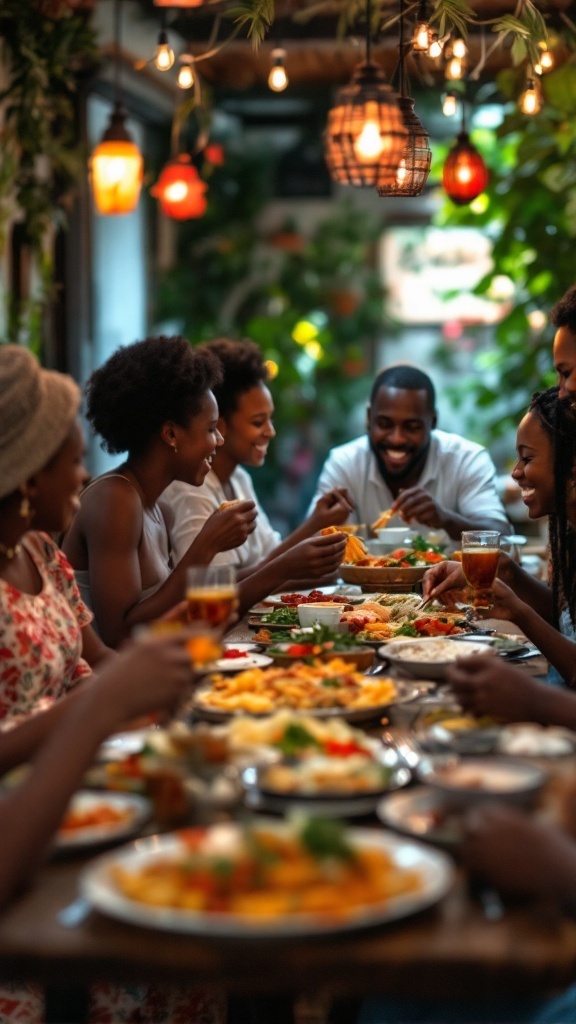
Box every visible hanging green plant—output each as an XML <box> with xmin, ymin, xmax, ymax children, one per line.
<box><xmin>0</xmin><ymin>0</ymin><xmax>98</xmax><ymax>342</ymax></box>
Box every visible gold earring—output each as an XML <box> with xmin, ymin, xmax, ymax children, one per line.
<box><xmin>19</xmin><ymin>493</ymin><xmax>31</xmax><ymax>519</ymax></box>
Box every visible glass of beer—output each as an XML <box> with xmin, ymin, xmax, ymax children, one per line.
<box><xmin>186</xmin><ymin>565</ymin><xmax>238</xmax><ymax>628</ymax></box>
<box><xmin>461</xmin><ymin>531</ymin><xmax>501</xmax><ymax>608</ymax></box>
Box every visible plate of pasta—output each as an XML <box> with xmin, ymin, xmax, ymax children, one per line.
<box><xmin>192</xmin><ymin>658</ymin><xmax>418</xmax><ymax>723</ymax></box>
<box><xmin>80</xmin><ymin>817</ymin><xmax>454</xmax><ymax>937</ymax></box>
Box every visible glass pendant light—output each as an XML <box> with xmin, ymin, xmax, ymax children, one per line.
<box><xmin>443</xmin><ymin>102</ymin><xmax>488</xmax><ymax>206</ymax></box>
<box><xmin>90</xmin><ymin>0</ymin><xmax>143</xmax><ymax>216</ymax></box>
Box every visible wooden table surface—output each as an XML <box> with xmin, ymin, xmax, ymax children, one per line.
<box><xmin>2</xmin><ymin>851</ymin><xmax>576</xmax><ymax>1002</ymax></box>
<box><xmin>0</xmin><ymin>609</ymin><xmax>568</xmax><ymax>1012</ymax></box>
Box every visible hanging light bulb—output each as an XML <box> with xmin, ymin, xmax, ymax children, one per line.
<box><xmin>519</xmin><ymin>77</ymin><xmax>542</xmax><ymax>115</ymax></box>
<box><xmin>412</xmin><ymin>0</ymin><xmax>432</xmax><ymax>52</ymax></box>
<box><xmin>535</xmin><ymin>43</ymin><xmax>554</xmax><ymax>75</ymax></box>
<box><xmin>442</xmin><ymin>90</ymin><xmax>458</xmax><ymax>116</ymax></box>
<box><xmin>154</xmin><ymin>29</ymin><xmax>175</xmax><ymax>70</ymax></box>
<box><xmin>90</xmin><ymin>0</ymin><xmax>143</xmax><ymax>216</ymax></box>
<box><xmin>445</xmin><ymin>55</ymin><xmax>465</xmax><ymax>80</ymax></box>
<box><xmin>268</xmin><ymin>47</ymin><xmax>288</xmax><ymax>92</ymax></box>
<box><xmin>443</xmin><ymin>128</ymin><xmax>489</xmax><ymax>205</ymax></box>
<box><xmin>151</xmin><ymin>154</ymin><xmax>207</xmax><ymax>219</ymax></box>
<box><xmin>428</xmin><ymin>34</ymin><xmax>443</xmax><ymax>59</ymax></box>
<box><xmin>177</xmin><ymin>53</ymin><xmax>194</xmax><ymax>89</ymax></box>
<box><xmin>452</xmin><ymin>35</ymin><xmax>467</xmax><ymax>60</ymax></box>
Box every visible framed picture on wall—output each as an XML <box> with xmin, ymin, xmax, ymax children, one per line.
<box><xmin>380</xmin><ymin>225</ymin><xmax>513</xmax><ymax>326</ymax></box>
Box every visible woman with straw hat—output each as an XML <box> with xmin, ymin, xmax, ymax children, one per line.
<box><xmin>0</xmin><ymin>345</ymin><xmax>111</xmax><ymax>726</ymax></box>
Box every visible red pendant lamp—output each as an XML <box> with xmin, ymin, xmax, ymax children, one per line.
<box><xmin>443</xmin><ymin>103</ymin><xmax>488</xmax><ymax>205</ymax></box>
<box><xmin>152</xmin><ymin>153</ymin><xmax>207</xmax><ymax>219</ymax></box>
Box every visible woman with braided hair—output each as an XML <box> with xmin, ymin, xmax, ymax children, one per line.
<box><xmin>423</xmin><ymin>385</ymin><xmax>576</xmax><ymax>691</ymax></box>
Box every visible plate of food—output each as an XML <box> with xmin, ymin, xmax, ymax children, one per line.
<box><xmin>268</xmin><ymin>624</ymin><xmax>375</xmax><ymax>671</ymax></box>
<box><xmin>242</xmin><ymin>747</ymin><xmax>411</xmax><ymax>817</ymax></box>
<box><xmin>192</xmin><ymin>658</ymin><xmax>418</xmax><ymax>723</ymax></box>
<box><xmin>377</xmin><ymin>786</ymin><xmax>465</xmax><ymax>848</ymax></box>
<box><xmin>80</xmin><ymin>817</ymin><xmax>454</xmax><ymax>937</ymax></box>
<box><xmin>417</xmin><ymin>756</ymin><xmax>547</xmax><ymax>809</ymax></box>
<box><xmin>381</xmin><ymin>637</ymin><xmax>495</xmax><ymax>680</ymax></box>
<box><xmin>254</xmin><ymin>588</ymin><xmax>362</xmax><ymax>611</ymax></box>
<box><xmin>56</xmin><ymin>791</ymin><xmax>151</xmax><ymax>850</ymax></box>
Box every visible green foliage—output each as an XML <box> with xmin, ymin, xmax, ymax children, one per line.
<box><xmin>0</xmin><ymin>1</ymin><xmax>99</xmax><ymax>346</ymax></box>
<box><xmin>154</xmin><ymin>148</ymin><xmax>385</xmax><ymax>504</ymax></box>
<box><xmin>432</xmin><ymin>57</ymin><xmax>576</xmax><ymax>445</ymax></box>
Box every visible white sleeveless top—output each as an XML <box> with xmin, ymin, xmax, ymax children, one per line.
<box><xmin>74</xmin><ymin>474</ymin><xmax>171</xmax><ymax>626</ymax></box>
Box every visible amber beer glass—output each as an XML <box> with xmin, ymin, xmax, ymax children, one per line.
<box><xmin>461</xmin><ymin>531</ymin><xmax>501</xmax><ymax>608</ymax></box>
<box><xmin>186</xmin><ymin>565</ymin><xmax>238</xmax><ymax>628</ymax></box>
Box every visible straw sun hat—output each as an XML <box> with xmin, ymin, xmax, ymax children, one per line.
<box><xmin>0</xmin><ymin>345</ymin><xmax>81</xmax><ymax>501</ymax></box>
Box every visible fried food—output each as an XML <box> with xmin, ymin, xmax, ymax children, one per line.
<box><xmin>371</xmin><ymin>508</ymin><xmax>394</xmax><ymax>531</ymax></box>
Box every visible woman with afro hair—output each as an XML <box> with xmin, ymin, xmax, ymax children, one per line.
<box><xmin>64</xmin><ymin>336</ymin><xmax>258</xmax><ymax>647</ymax></box>
<box><xmin>161</xmin><ymin>337</ymin><xmax>353</xmax><ymax>588</ymax></box>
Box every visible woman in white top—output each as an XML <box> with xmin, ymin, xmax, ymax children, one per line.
<box><xmin>64</xmin><ymin>336</ymin><xmax>257</xmax><ymax>647</ymax></box>
<box><xmin>161</xmin><ymin>337</ymin><xmax>353</xmax><ymax>588</ymax></box>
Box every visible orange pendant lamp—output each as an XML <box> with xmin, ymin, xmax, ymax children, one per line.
<box><xmin>90</xmin><ymin>0</ymin><xmax>143</xmax><ymax>215</ymax></box>
<box><xmin>443</xmin><ymin>104</ymin><xmax>488</xmax><ymax>205</ymax></box>
<box><xmin>152</xmin><ymin>154</ymin><xmax>207</xmax><ymax>219</ymax></box>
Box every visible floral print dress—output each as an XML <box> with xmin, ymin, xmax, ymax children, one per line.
<box><xmin>0</xmin><ymin>531</ymin><xmax>92</xmax><ymax>727</ymax></box>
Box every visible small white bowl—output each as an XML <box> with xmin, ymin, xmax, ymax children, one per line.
<box><xmin>297</xmin><ymin>603</ymin><xmax>343</xmax><ymax>628</ymax></box>
<box><xmin>373</xmin><ymin>527</ymin><xmax>418</xmax><ymax>551</ymax></box>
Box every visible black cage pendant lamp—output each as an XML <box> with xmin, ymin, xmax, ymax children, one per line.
<box><xmin>377</xmin><ymin>0</ymin><xmax>431</xmax><ymax>197</ymax></box>
<box><xmin>324</xmin><ymin>0</ymin><xmax>407</xmax><ymax>188</ymax></box>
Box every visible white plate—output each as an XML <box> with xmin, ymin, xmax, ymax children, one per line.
<box><xmin>193</xmin><ymin>680</ymin><xmax>421</xmax><ymax>724</ymax></box>
<box><xmin>209</xmin><ymin>652</ymin><xmax>273</xmax><ymax>672</ymax></box>
<box><xmin>222</xmin><ymin>642</ymin><xmax>261</xmax><ymax>654</ymax></box>
<box><xmin>56</xmin><ymin>791</ymin><xmax>151</xmax><ymax>850</ymax></box>
<box><xmin>81</xmin><ymin>824</ymin><xmax>454</xmax><ymax>937</ymax></box>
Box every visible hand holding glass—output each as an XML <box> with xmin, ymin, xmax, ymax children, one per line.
<box><xmin>461</xmin><ymin>531</ymin><xmax>500</xmax><ymax>608</ymax></box>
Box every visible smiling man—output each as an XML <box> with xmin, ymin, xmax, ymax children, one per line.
<box><xmin>309</xmin><ymin>364</ymin><xmax>509</xmax><ymax>541</ymax></box>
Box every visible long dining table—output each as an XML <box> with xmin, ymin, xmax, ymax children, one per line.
<box><xmin>2</xmin><ymin>614</ymin><xmax>576</xmax><ymax>1023</ymax></box>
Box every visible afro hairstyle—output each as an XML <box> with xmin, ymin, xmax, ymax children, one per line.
<box><xmin>196</xmin><ymin>338</ymin><xmax>269</xmax><ymax>421</ymax></box>
<box><xmin>86</xmin><ymin>335</ymin><xmax>222</xmax><ymax>456</ymax></box>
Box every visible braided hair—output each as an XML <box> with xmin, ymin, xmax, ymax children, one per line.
<box><xmin>529</xmin><ymin>386</ymin><xmax>576</xmax><ymax>627</ymax></box>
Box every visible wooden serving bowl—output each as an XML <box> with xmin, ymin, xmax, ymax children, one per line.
<box><xmin>269</xmin><ymin>646</ymin><xmax>375</xmax><ymax>672</ymax></box>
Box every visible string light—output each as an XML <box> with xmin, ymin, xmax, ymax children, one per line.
<box><xmin>445</xmin><ymin>55</ymin><xmax>465</xmax><ymax>80</ymax></box>
<box><xmin>154</xmin><ymin>29</ymin><xmax>175</xmax><ymax>70</ymax></box>
<box><xmin>452</xmin><ymin>35</ymin><xmax>467</xmax><ymax>59</ymax></box>
<box><xmin>268</xmin><ymin>47</ymin><xmax>288</xmax><ymax>92</ymax></box>
<box><xmin>177</xmin><ymin>54</ymin><xmax>195</xmax><ymax>89</ymax></box>
<box><xmin>442</xmin><ymin>90</ymin><xmax>458</xmax><ymax>116</ymax></box>
<box><xmin>412</xmin><ymin>1</ymin><xmax>433</xmax><ymax>53</ymax></box>
<box><xmin>428</xmin><ymin>35</ymin><xmax>444</xmax><ymax>59</ymax></box>
<box><xmin>535</xmin><ymin>43</ymin><xmax>554</xmax><ymax>75</ymax></box>
<box><xmin>518</xmin><ymin>77</ymin><xmax>542</xmax><ymax>115</ymax></box>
